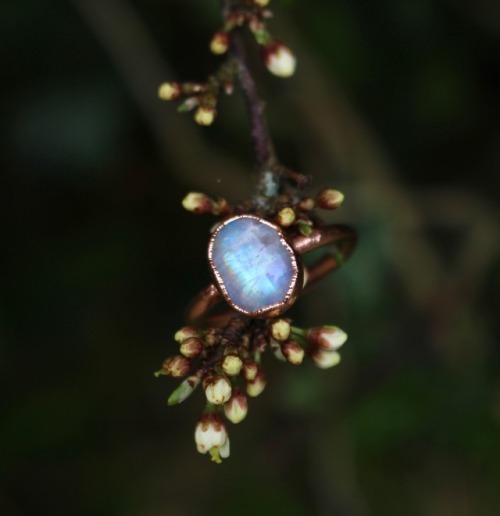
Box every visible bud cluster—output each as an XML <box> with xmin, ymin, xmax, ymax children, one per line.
<box><xmin>156</xmin><ymin>312</ymin><xmax>348</xmax><ymax>462</ymax></box>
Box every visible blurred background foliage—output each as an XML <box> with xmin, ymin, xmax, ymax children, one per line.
<box><xmin>1</xmin><ymin>0</ymin><xmax>500</xmax><ymax>514</ymax></box>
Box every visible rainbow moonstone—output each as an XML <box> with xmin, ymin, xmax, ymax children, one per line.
<box><xmin>209</xmin><ymin>216</ymin><xmax>298</xmax><ymax>316</ymax></box>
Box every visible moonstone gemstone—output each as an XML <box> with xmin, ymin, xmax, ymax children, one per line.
<box><xmin>210</xmin><ymin>217</ymin><xmax>296</xmax><ymax>314</ymax></box>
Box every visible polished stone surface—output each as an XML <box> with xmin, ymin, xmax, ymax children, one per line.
<box><xmin>210</xmin><ymin>217</ymin><xmax>296</xmax><ymax>314</ymax></box>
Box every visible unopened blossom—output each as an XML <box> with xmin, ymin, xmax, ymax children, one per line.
<box><xmin>254</xmin><ymin>0</ymin><xmax>270</xmax><ymax>6</ymax></box>
<box><xmin>315</xmin><ymin>189</ymin><xmax>345</xmax><ymax>210</ymax></box>
<box><xmin>194</xmin><ymin>105</ymin><xmax>216</xmax><ymax>126</ymax></box>
<box><xmin>242</xmin><ymin>359</ymin><xmax>259</xmax><ymax>381</ymax></box>
<box><xmin>222</xmin><ymin>354</ymin><xmax>243</xmax><ymax>376</ymax></box>
<box><xmin>263</xmin><ymin>42</ymin><xmax>296</xmax><ymax>78</ymax></box>
<box><xmin>195</xmin><ymin>413</ymin><xmax>230</xmax><ymax>463</ymax></box>
<box><xmin>158</xmin><ymin>81</ymin><xmax>182</xmax><ymax>101</ymax></box>
<box><xmin>182</xmin><ymin>192</ymin><xmax>214</xmax><ymax>214</ymax></box>
<box><xmin>179</xmin><ymin>336</ymin><xmax>204</xmax><ymax>358</ymax></box>
<box><xmin>246</xmin><ymin>370</ymin><xmax>266</xmax><ymax>397</ymax></box>
<box><xmin>311</xmin><ymin>349</ymin><xmax>341</xmax><ymax>369</ymax></box>
<box><xmin>270</xmin><ymin>318</ymin><xmax>291</xmax><ymax>341</ymax></box>
<box><xmin>224</xmin><ymin>388</ymin><xmax>248</xmax><ymax>424</ymax></box>
<box><xmin>275</xmin><ymin>207</ymin><xmax>296</xmax><ymax>227</ymax></box>
<box><xmin>281</xmin><ymin>340</ymin><xmax>304</xmax><ymax>365</ymax></box>
<box><xmin>307</xmin><ymin>326</ymin><xmax>347</xmax><ymax>351</ymax></box>
<box><xmin>203</xmin><ymin>373</ymin><xmax>232</xmax><ymax>404</ymax></box>
<box><xmin>174</xmin><ymin>326</ymin><xmax>200</xmax><ymax>343</ymax></box>
<box><xmin>210</xmin><ymin>31</ymin><xmax>229</xmax><ymax>55</ymax></box>
<box><xmin>167</xmin><ymin>374</ymin><xmax>201</xmax><ymax>405</ymax></box>
<box><xmin>162</xmin><ymin>355</ymin><xmax>190</xmax><ymax>378</ymax></box>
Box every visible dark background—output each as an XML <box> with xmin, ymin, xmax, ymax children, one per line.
<box><xmin>2</xmin><ymin>0</ymin><xmax>500</xmax><ymax>514</ymax></box>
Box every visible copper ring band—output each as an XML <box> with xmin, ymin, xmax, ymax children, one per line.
<box><xmin>187</xmin><ymin>224</ymin><xmax>357</xmax><ymax>325</ymax></box>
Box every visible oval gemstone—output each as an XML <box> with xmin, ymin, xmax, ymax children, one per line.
<box><xmin>209</xmin><ymin>216</ymin><xmax>298</xmax><ymax>316</ymax></box>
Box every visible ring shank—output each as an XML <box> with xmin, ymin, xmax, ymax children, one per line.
<box><xmin>187</xmin><ymin>224</ymin><xmax>357</xmax><ymax>325</ymax></box>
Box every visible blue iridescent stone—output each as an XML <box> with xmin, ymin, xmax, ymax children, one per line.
<box><xmin>209</xmin><ymin>216</ymin><xmax>298</xmax><ymax>315</ymax></box>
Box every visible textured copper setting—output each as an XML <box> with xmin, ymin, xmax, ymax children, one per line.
<box><xmin>187</xmin><ymin>218</ymin><xmax>357</xmax><ymax>325</ymax></box>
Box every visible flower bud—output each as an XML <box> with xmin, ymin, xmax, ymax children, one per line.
<box><xmin>177</xmin><ymin>96</ymin><xmax>199</xmax><ymax>113</ymax></box>
<box><xmin>180</xmin><ymin>336</ymin><xmax>204</xmax><ymax>358</ymax></box>
<box><xmin>281</xmin><ymin>340</ymin><xmax>304</xmax><ymax>365</ymax></box>
<box><xmin>224</xmin><ymin>388</ymin><xmax>248</xmax><ymax>424</ymax></box>
<box><xmin>307</xmin><ymin>326</ymin><xmax>347</xmax><ymax>351</ymax></box>
<box><xmin>222</xmin><ymin>354</ymin><xmax>243</xmax><ymax>376</ymax></box>
<box><xmin>158</xmin><ymin>81</ymin><xmax>182</xmax><ymax>101</ymax></box>
<box><xmin>210</xmin><ymin>31</ymin><xmax>229</xmax><ymax>55</ymax></box>
<box><xmin>194</xmin><ymin>105</ymin><xmax>216</xmax><ymax>126</ymax></box>
<box><xmin>246</xmin><ymin>370</ymin><xmax>266</xmax><ymax>397</ymax></box>
<box><xmin>182</xmin><ymin>192</ymin><xmax>215</xmax><ymax>214</ymax></box>
<box><xmin>275</xmin><ymin>207</ymin><xmax>296</xmax><ymax>227</ymax></box>
<box><xmin>253</xmin><ymin>0</ymin><xmax>270</xmax><ymax>6</ymax></box>
<box><xmin>242</xmin><ymin>359</ymin><xmax>258</xmax><ymax>381</ymax></box>
<box><xmin>269</xmin><ymin>318</ymin><xmax>291</xmax><ymax>341</ymax></box>
<box><xmin>203</xmin><ymin>373</ymin><xmax>232</xmax><ymax>405</ymax></box>
<box><xmin>162</xmin><ymin>355</ymin><xmax>190</xmax><ymax>378</ymax></box>
<box><xmin>195</xmin><ymin>413</ymin><xmax>230</xmax><ymax>463</ymax></box>
<box><xmin>310</xmin><ymin>349</ymin><xmax>341</xmax><ymax>369</ymax></box>
<box><xmin>174</xmin><ymin>326</ymin><xmax>200</xmax><ymax>343</ymax></box>
<box><xmin>167</xmin><ymin>374</ymin><xmax>201</xmax><ymax>405</ymax></box>
<box><xmin>315</xmin><ymin>189</ymin><xmax>345</xmax><ymax>210</ymax></box>
<box><xmin>263</xmin><ymin>42</ymin><xmax>296</xmax><ymax>78</ymax></box>
<box><xmin>297</xmin><ymin>197</ymin><xmax>315</xmax><ymax>212</ymax></box>
<box><xmin>223</xmin><ymin>81</ymin><xmax>234</xmax><ymax>95</ymax></box>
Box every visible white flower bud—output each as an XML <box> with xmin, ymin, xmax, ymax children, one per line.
<box><xmin>224</xmin><ymin>389</ymin><xmax>248</xmax><ymax>424</ymax></box>
<box><xmin>210</xmin><ymin>31</ymin><xmax>229</xmax><ymax>55</ymax></box>
<box><xmin>275</xmin><ymin>207</ymin><xmax>296</xmax><ymax>227</ymax></box>
<box><xmin>307</xmin><ymin>326</ymin><xmax>347</xmax><ymax>351</ymax></box>
<box><xmin>174</xmin><ymin>326</ymin><xmax>200</xmax><ymax>343</ymax></box>
<box><xmin>194</xmin><ymin>105</ymin><xmax>216</xmax><ymax>126</ymax></box>
<box><xmin>269</xmin><ymin>318</ymin><xmax>291</xmax><ymax>341</ymax></box>
<box><xmin>194</xmin><ymin>413</ymin><xmax>230</xmax><ymax>463</ymax></box>
<box><xmin>281</xmin><ymin>340</ymin><xmax>304</xmax><ymax>365</ymax></box>
<box><xmin>179</xmin><ymin>336</ymin><xmax>204</xmax><ymax>358</ymax></box>
<box><xmin>246</xmin><ymin>370</ymin><xmax>266</xmax><ymax>397</ymax></box>
<box><xmin>182</xmin><ymin>192</ymin><xmax>214</xmax><ymax>214</ymax></box>
<box><xmin>311</xmin><ymin>349</ymin><xmax>341</xmax><ymax>369</ymax></box>
<box><xmin>264</xmin><ymin>42</ymin><xmax>296</xmax><ymax>78</ymax></box>
<box><xmin>222</xmin><ymin>354</ymin><xmax>243</xmax><ymax>376</ymax></box>
<box><xmin>158</xmin><ymin>81</ymin><xmax>182</xmax><ymax>101</ymax></box>
<box><xmin>315</xmin><ymin>189</ymin><xmax>345</xmax><ymax>210</ymax></box>
<box><xmin>203</xmin><ymin>373</ymin><xmax>232</xmax><ymax>405</ymax></box>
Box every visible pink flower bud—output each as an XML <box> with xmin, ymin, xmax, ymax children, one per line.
<box><xmin>307</xmin><ymin>326</ymin><xmax>347</xmax><ymax>351</ymax></box>
<box><xmin>263</xmin><ymin>42</ymin><xmax>296</xmax><ymax>78</ymax></box>
<box><xmin>194</xmin><ymin>413</ymin><xmax>230</xmax><ymax>463</ymax></box>
<box><xmin>203</xmin><ymin>373</ymin><xmax>232</xmax><ymax>405</ymax></box>
<box><xmin>246</xmin><ymin>370</ymin><xmax>266</xmax><ymax>397</ymax></box>
<box><xmin>281</xmin><ymin>340</ymin><xmax>304</xmax><ymax>365</ymax></box>
<box><xmin>224</xmin><ymin>388</ymin><xmax>248</xmax><ymax>424</ymax></box>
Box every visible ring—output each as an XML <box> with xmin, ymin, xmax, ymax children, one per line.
<box><xmin>187</xmin><ymin>214</ymin><xmax>357</xmax><ymax>325</ymax></box>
